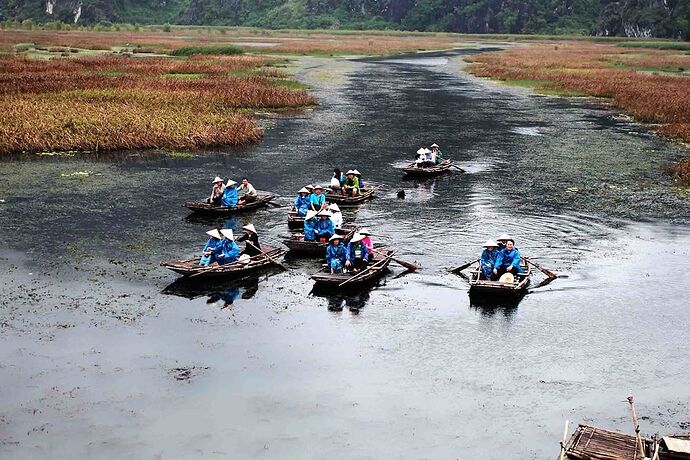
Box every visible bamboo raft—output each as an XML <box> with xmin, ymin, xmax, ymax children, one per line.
<box><xmin>402</xmin><ymin>159</ymin><xmax>456</xmax><ymax>177</ymax></box>
<box><xmin>160</xmin><ymin>244</ymin><xmax>284</xmax><ymax>279</ymax></box>
<box><xmin>325</xmin><ymin>188</ymin><xmax>376</xmax><ymax>206</ymax></box>
<box><xmin>183</xmin><ymin>194</ymin><xmax>275</xmax><ymax>215</ymax></box>
<box><xmin>466</xmin><ymin>258</ymin><xmax>531</xmax><ymax>297</ymax></box>
<box><xmin>283</xmin><ymin>226</ymin><xmax>357</xmax><ymax>256</ymax></box>
<box><xmin>563</xmin><ymin>424</ymin><xmax>654</xmax><ymax>460</ymax></box>
<box><xmin>287</xmin><ymin>207</ymin><xmax>305</xmax><ymax>229</ymax></box>
<box><xmin>311</xmin><ymin>249</ymin><xmax>394</xmax><ymax>289</ymax></box>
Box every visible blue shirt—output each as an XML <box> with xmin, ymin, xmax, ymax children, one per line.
<box><xmin>310</xmin><ymin>193</ymin><xmax>325</xmax><ymax>209</ymax></box>
<box><xmin>221</xmin><ymin>186</ymin><xmax>238</xmax><ymax>207</ymax></box>
<box><xmin>494</xmin><ymin>247</ymin><xmax>524</xmax><ymax>272</ymax></box>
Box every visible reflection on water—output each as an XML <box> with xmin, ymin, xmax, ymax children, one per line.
<box><xmin>163</xmin><ymin>274</ymin><xmax>265</xmax><ymax>307</ymax></box>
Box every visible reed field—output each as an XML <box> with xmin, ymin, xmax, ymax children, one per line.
<box><xmin>466</xmin><ymin>42</ymin><xmax>690</xmax><ymax>180</ymax></box>
<box><xmin>0</xmin><ymin>52</ymin><xmax>316</xmax><ymax>155</ymax></box>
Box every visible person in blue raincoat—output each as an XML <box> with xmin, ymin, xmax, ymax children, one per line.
<box><xmin>479</xmin><ymin>239</ymin><xmax>499</xmax><ymax>280</ymax></box>
<box><xmin>221</xmin><ymin>179</ymin><xmax>238</xmax><ymax>207</ymax></box>
<box><xmin>326</xmin><ymin>234</ymin><xmax>347</xmax><ymax>273</ymax></box>
<box><xmin>314</xmin><ymin>210</ymin><xmax>335</xmax><ymax>242</ymax></box>
<box><xmin>310</xmin><ymin>185</ymin><xmax>326</xmax><ymax>211</ymax></box>
<box><xmin>200</xmin><ymin>229</ymin><xmax>223</xmax><ymax>266</ymax></box>
<box><xmin>215</xmin><ymin>229</ymin><xmax>240</xmax><ymax>265</ymax></box>
<box><xmin>345</xmin><ymin>233</ymin><xmax>369</xmax><ymax>272</ymax></box>
<box><xmin>303</xmin><ymin>210</ymin><xmax>318</xmax><ymax>241</ymax></box>
<box><xmin>294</xmin><ymin>187</ymin><xmax>311</xmax><ymax>217</ymax></box>
<box><xmin>493</xmin><ymin>238</ymin><xmax>524</xmax><ymax>278</ymax></box>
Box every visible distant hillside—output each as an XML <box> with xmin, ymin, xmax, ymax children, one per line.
<box><xmin>1</xmin><ymin>0</ymin><xmax>688</xmax><ymax>39</ymax></box>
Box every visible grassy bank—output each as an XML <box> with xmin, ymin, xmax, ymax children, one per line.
<box><xmin>465</xmin><ymin>42</ymin><xmax>690</xmax><ymax>182</ymax></box>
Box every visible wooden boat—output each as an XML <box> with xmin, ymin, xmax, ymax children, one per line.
<box><xmin>311</xmin><ymin>249</ymin><xmax>394</xmax><ymax>289</ymax></box>
<box><xmin>160</xmin><ymin>244</ymin><xmax>284</xmax><ymax>279</ymax></box>
<box><xmin>183</xmin><ymin>194</ymin><xmax>275</xmax><ymax>215</ymax></box>
<box><xmin>466</xmin><ymin>258</ymin><xmax>531</xmax><ymax>297</ymax></box>
<box><xmin>282</xmin><ymin>226</ymin><xmax>356</xmax><ymax>256</ymax></box>
<box><xmin>325</xmin><ymin>188</ymin><xmax>376</xmax><ymax>206</ymax></box>
<box><xmin>287</xmin><ymin>207</ymin><xmax>304</xmax><ymax>229</ymax></box>
<box><xmin>402</xmin><ymin>159</ymin><xmax>457</xmax><ymax>177</ymax></box>
<box><xmin>562</xmin><ymin>424</ymin><xmax>655</xmax><ymax>460</ymax></box>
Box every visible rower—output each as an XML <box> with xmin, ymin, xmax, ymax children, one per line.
<box><xmin>493</xmin><ymin>238</ymin><xmax>524</xmax><ymax>279</ymax></box>
<box><xmin>328</xmin><ymin>203</ymin><xmax>343</xmax><ymax>229</ymax></box>
<box><xmin>346</xmin><ymin>233</ymin><xmax>369</xmax><ymax>272</ymax></box>
<box><xmin>314</xmin><ymin>210</ymin><xmax>335</xmax><ymax>242</ymax></box>
<box><xmin>221</xmin><ymin>179</ymin><xmax>238</xmax><ymax>207</ymax></box>
<box><xmin>303</xmin><ymin>210</ymin><xmax>318</xmax><ymax>241</ymax></box>
<box><xmin>217</xmin><ymin>229</ymin><xmax>241</xmax><ymax>265</ymax></box>
<box><xmin>326</xmin><ymin>234</ymin><xmax>347</xmax><ymax>274</ymax></box>
<box><xmin>479</xmin><ymin>239</ymin><xmax>499</xmax><ymax>280</ymax></box>
<box><xmin>343</xmin><ymin>170</ymin><xmax>360</xmax><ymax>196</ymax></box>
<box><xmin>294</xmin><ymin>187</ymin><xmax>311</xmax><ymax>217</ymax></box>
<box><xmin>236</xmin><ymin>223</ymin><xmax>261</xmax><ymax>257</ymax></box>
<box><xmin>430</xmin><ymin>143</ymin><xmax>443</xmax><ymax>164</ymax></box>
<box><xmin>310</xmin><ymin>185</ymin><xmax>326</xmax><ymax>211</ymax></box>
<box><xmin>200</xmin><ymin>229</ymin><xmax>223</xmax><ymax>266</ymax></box>
<box><xmin>207</xmin><ymin>176</ymin><xmax>225</xmax><ymax>206</ymax></box>
<box><xmin>359</xmin><ymin>228</ymin><xmax>374</xmax><ymax>261</ymax></box>
<box><xmin>237</xmin><ymin>177</ymin><xmax>257</xmax><ymax>204</ymax></box>
<box><xmin>331</xmin><ymin>168</ymin><xmax>344</xmax><ymax>192</ymax></box>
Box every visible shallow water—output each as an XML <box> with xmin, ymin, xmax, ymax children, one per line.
<box><xmin>1</xmin><ymin>50</ymin><xmax>689</xmax><ymax>459</ymax></box>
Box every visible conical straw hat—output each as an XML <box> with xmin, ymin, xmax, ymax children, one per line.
<box><xmin>212</xmin><ymin>176</ymin><xmax>223</xmax><ymax>183</ymax></box>
<box><xmin>298</xmin><ymin>187</ymin><xmax>309</xmax><ymax>194</ymax></box>
<box><xmin>305</xmin><ymin>210</ymin><xmax>318</xmax><ymax>220</ymax></box>
<box><xmin>329</xmin><ymin>234</ymin><xmax>342</xmax><ymax>241</ymax></box>
<box><xmin>220</xmin><ymin>229</ymin><xmax>235</xmax><ymax>240</ymax></box>
<box><xmin>350</xmin><ymin>233</ymin><xmax>365</xmax><ymax>243</ymax></box>
<box><xmin>318</xmin><ymin>210</ymin><xmax>332</xmax><ymax>217</ymax></box>
<box><xmin>482</xmin><ymin>239</ymin><xmax>498</xmax><ymax>247</ymax></box>
<box><xmin>328</xmin><ymin>203</ymin><xmax>340</xmax><ymax>212</ymax></box>
<box><xmin>206</xmin><ymin>229</ymin><xmax>222</xmax><ymax>239</ymax></box>
<box><xmin>499</xmin><ymin>272</ymin><xmax>515</xmax><ymax>284</ymax></box>
<box><xmin>242</xmin><ymin>224</ymin><xmax>257</xmax><ymax>234</ymax></box>
<box><xmin>226</xmin><ymin>179</ymin><xmax>237</xmax><ymax>187</ymax></box>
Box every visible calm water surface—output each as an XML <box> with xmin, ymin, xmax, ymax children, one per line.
<box><xmin>1</xmin><ymin>50</ymin><xmax>689</xmax><ymax>459</ymax></box>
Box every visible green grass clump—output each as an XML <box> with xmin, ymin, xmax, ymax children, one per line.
<box><xmin>170</xmin><ymin>45</ymin><xmax>244</xmax><ymax>56</ymax></box>
<box><xmin>618</xmin><ymin>42</ymin><xmax>690</xmax><ymax>51</ymax></box>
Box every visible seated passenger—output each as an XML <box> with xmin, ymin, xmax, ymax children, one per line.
<box><xmin>493</xmin><ymin>238</ymin><xmax>525</xmax><ymax>279</ymax></box>
<box><xmin>314</xmin><ymin>210</ymin><xmax>335</xmax><ymax>242</ymax></box>
<box><xmin>495</xmin><ymin>234</ymin><xmax>513</xmax><ymax>251</ymax></box>
<box><xmin>430</xmin><ymin>143</ymin><xmax>444</xmax><ymax>164</ymax></box>
<box><xmin>221</xmin><ymin>179</ymin><xmax>238</xmax><ymax>207</ymax></box>
<box><xmin>237</xmin><ymin>177</ymin><xmax>257</xmax><ymax>204</ymax></box>
<box><xmin>207</xmin><ymin>176</ymin><xmax>225</xmax><ymax>206</ymax></box>
<box><xmin>326</xmin><ymin>234</ymin><xmax>347</xmax><ymax>274</ymax></box>
<box><xmin>328</xmin><ymin>203</ymin><xmax>343</xmax><ymax>229</ymax></box>
<box><xmin>479</xmin><ymin>239</ymin><xmax>499</xmax><ymax>280</ymax></box>
<box><xmin>353</xmin><ymin>169</ymin><xmax>363</xmax><ymax>189</ymax></box>
<box><xmin>216</xmin><ymin>229</ymin><xmax>240</xmax><ymax>265</ymax></box>
<box><xmin>310</xmin><ymin>185</ymin><xmax>326</xmax><ymax>211</ymax></box>
<box><xmin>343</xmin><ymin>170</ymin><xmax>360</xmax><ymax>196</ymax></box>
<box><xmin>236</xmin><ymin>223</ymin><xmax>261</xmax><ymax>257</ymax></box>
<box><xmin>330</xmin><ymin>168</ymin><xmax>344</xmax><ymax>192</ymax></box>
<box><xmin>294</xmin><ymin>187</ymin><xmax>311</xmax><ymax>217</ymax></box>
<box><xmin>200</xmin><ymin>229</ymin><xmax>223</xmax><ymax>266</ymax></box>
<box><xmin>346</xmin><ymin>233</ymin><xmax>369</xmax><ymax>272</ymax></box>
<box><xmin>359</xmin><ymin>228</ymin><xmax>374</xmax><ymax>262</ymax></box>
<box><xmin>303</xmin><ymin>210</ymin><xmax>319</xmax><ymax>241</ymax></box>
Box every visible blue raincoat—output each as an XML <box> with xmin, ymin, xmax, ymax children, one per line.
<box><xmin>294</xmin><ymin>194</ymin><xmax>310</xmax><ymax>217</ymax></box>
<box><xmin>200</xmin><ymin>237</ymin><xmax>222</xmax><ymax>265</ymax></box>
<box><xmin>315</xmin><ymin>218</ymin><xmax>335</xmax><ymax>240</ymax></box>
<box><xmin>304</xmin><ymin>218</ymin><xmax>317</xmax><ymax>241</ymax></box>
<box><xmin>221</xmin><ymin>185</ymin><xmax>238</xmax><ymax>207</ymax></box>
<box><xmin>346</xmin><ymin>241</ymin><xmax>369</xmax><ymax>262</ymax></box>
<box><xmin>310</xmin><ymin>193</ymin><xmax>325</xmax><ymax>209</ymax></box>
<box><xmin>326</xmin><ymin>242</ymin><xmax>347</xmax><ymax>272</ymax></box>
<box><xmin>480</xmin><ymin>248</ymin><xmax>498</xmax><ymax>279</ymax></box>
<box><xmin>494</xmin><ymin>247</ymin><xmax>524</xmax><ymax>273</ymax></box>
<box><xmin>215</xmin><ymin>239</ymin><xmax>240</xmax><ymax>265</ymax></box>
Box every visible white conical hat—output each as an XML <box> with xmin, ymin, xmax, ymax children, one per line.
<box><xmin>220</xmin><ymin>229</ymin><xmax>234</xmax><ymax>240</ymax></box>
<box><xmin>350</xmin><ymin>233</ymin><xmax>365</xmax><ymax>243</ymax></box>
<box><xmin>206</xmin><ymin>229</ymin><xmax>222</xmax><ymax>239</ymax></box>
<box><xmin>242</xmin><ymin>224</ymin><xmax>257</xmax><ymax>234</ymax></box>
<box><xmin>346</xmin><ymin>170</ymin><xmax>355</xmax><ymax>174</ymax></box>
<box><xmin>318</xmin><ymin>210</ymin><xmax>332</xmax><ymax>217</ymax></box>
<box><xmin>482</xmin><ymin>239</ymin><xmax>498</xmax><ymax>247</ymax></box>
<box><xmin>305</xmin><ymin>184</ymin><xmax>314</xmax><ymax>190</ymax></box>
<box><xmin>499</xmin><ymin>272</ymin><xmax>515</xmax><ymax>284</ymax></box>
<box><xmin>496</xmin><ymin>233</ymin><xmax>512</xmax><ymax>241</ymax></box>
<box><xmin>212</xmin><ymin>176</ymin><xmax>223</xmax><ymax>183</ymax></box>
<box><xmin>416</xmin><ymin>148</ymin><xmax>426</xmax><ymax>154</ymax></box>
<box><xmin>305</xmin><ymin>210</ymin><xmax>318</xmax><ymax>220</ymax></box>
<box><xmin>328</xmin><ymin>203</ymin><xmax>340</xmax><ymax>212</ymax></box>
<box><xmin>226</xmin><ymin>179</ymin><xmax>237</xmax><ymax>187</ymax></box>
<box><xmin>358</xmin><ymin>228</ymin><xmax>371</xmax><ymax>236</ymax></box>
<box><xmin>329</xmin><ymin>234</ymin><xmax>342</xmax><ymax>241</ymax></box>
<box><xmin>430</xmin><ymin>143</ymin><xmax>439</xmax><ymax>148</ymax></box>
<box><xmin>352</xmin><ymin>169</ymin><xmax>361</xmax><ymax>175</ymax></box>
<box><xmin>298</xmin><ymin>187</ymin><xmax>309</xmax><ymax>194</ymax></box>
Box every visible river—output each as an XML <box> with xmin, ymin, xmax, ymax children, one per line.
<box><xmin>1</xmin><ymin>49</ymin><xmax>689</xmax><ymax>459</ymax></box>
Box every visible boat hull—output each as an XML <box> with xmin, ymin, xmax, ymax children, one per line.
<box><xmin>183</xmin><ymin>194</ymin><xmax>275</xmax><ymax>215</ymax></box>
<box><xmin>161</xmin><ymin>245</ymin><xmax>284</xmax><ymax>280</ymax></box>
<box><xmin>403</xmin><ymin>159</ymin><xmax>457</xmax><ymax>177</ymax></box>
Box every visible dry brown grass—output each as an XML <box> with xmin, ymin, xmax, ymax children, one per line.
<box><xmin>0</xmin><ymin>54</ymin><xmax>316</xmax><ymax>154</ymax></box>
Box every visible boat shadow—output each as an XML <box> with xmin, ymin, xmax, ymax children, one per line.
<box><xmin>468</xmin><ymin>291</ymin><xmax>524</xmax><ymax>316</ymax></box>
<box><xmin>309</xmin><ymin>269</ymin><xmax>392</xmax><ymax>313</ymax></box>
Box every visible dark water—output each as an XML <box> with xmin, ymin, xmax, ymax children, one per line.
<box><xmin>1</xmin><ymin>50</ymin><xmax>689</xmax><ymax>459</ymax></box>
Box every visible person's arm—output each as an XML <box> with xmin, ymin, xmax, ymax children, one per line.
<box><xmin>236</xmin><ymin>233</ymin><xmax>248</xmax><ymax>242</ymax></box>
<box><xmin>511</xmin><ymin>250</ymin><xmax>522</xmax><ymax>270</ymax></box>
<box><xmin>493</xmin><ymin>251</ymin><xmax>504</xmax><ymax>273</ymax></box>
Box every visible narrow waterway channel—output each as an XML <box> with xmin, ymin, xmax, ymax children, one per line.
<box><xmin>1</xmin><ymin>49</ymin><xmax>689</xmax><ymax>459</ymax></box>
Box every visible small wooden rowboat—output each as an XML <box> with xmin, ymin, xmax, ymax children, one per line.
<box><xmin>465</xmin><ymin>258</ymin><xmax>531</xmax><ymax>297</ymax></box>
<box><xmin>325</xmin><ymin>188</ymin><xmax>376</xmax><ymax>206</ymax></box>
<box><xmin>282</xmin><ymin>226</ymin><xmax>356</xmax><ymax>256</ymax></box>
<box><xmin>562</xmin><ymin>424</ymin><xmax>655</xmax><ymax>460</ymax></box>
<box><xmin>183</xmin><ymin>194</ymin><xmax>275</xmax><ymax>215</ymax></box>
<box><xmin>311</xmin><ymin>249</ymin><xmax>394</xmax><ymax>289</ymax></box>
<box><xmin>287</xmin><ymin>207</ymin><xmax>304</xmax><ymax>229</ymax></box>
<box><xmin>161</xmin><ymin>244</ymin><xmax>284</xmax><ymax>279</ymax></box>
<box><xmin>402</xmin><ymin>159</ymin><xmax>456</xmax><ymax>177</ymax></box>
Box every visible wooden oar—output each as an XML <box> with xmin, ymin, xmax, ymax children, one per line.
<box><xmin>559</xmin><ymin>420</ymin><xmax>570</xmax><ymax>460</ymax></box>
<box><xmin>450</xmin><ymin>259</ymin><xmax>479</xmax><ymax>274</ymax></box>
<box><xmin>246</xmin><ymin>241</ymin><xmax>287</xmax><ymax>271</ymax></box>
<box><xmin>627</xmin><ymin>393</ymin><xmax>647</xmax><ymax>460</ymax></box>
<box><xmin>265</xmin><ymin>200</ymin><xmax>283</xmax><ymax>208</ymax></box>
<box><xmin>450</xmin><ymin>164</ymin><xmax>465</xmax><ymax>172</ymax></box>
<box><xmin>189</xmin><ymin>261</ymin><xmax>226</xmax><ymax>279</ymax></box>
<box><xmin>371</xmin><ymin>248</ymin><xmax>418</xmax><ymax>271</ymax></box>
<box><xmin>339</xmin><ymin>250</ymin><xmax>396</xmax><ymax>288</ymax></box>
<box><xmin>526</xmin><ymin>258</ymin><xmax>557</xmax><ymax>279</ymax></box>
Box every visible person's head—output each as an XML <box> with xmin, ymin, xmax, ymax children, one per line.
<box><xmin>206</xmin><ymin>229</ymin><xmax>222</xmax><ymax>241</ymax></box>
<box><xmin>242</xmin><ymin>178</ymin><xmax>249</xmax><ymax>186</ymax></box>
<box><xmin>482</xmin><ymin>239</ymin><xmax>498</xmax><ymax>251</ymax></box>
<box><xmin>330</xmin><ymin>237</ymin><xmax>341</xmax><ymax>246</ymax></box>
<box><xmin>314</xmin><ymin>185</ymin><xmax>323</xmax><ymax>195</ymax></box>
<box><xmin>226</xmin><ymin>179</ymin><xmax>237</xmax><ymax>189</ymax></box>
<box><xmin>505</xmin><ymin>240</ymin><xmax>514</xmax><ymax>250</ymax></box>
<box><xmin>242</xmin><ymin>224</ymin><xmax>256</xmax><ymax>235</ymax></box>
<box><xmin>319</xmin><ymin>210</ymin><xmax>332</xmax><ymax>219</ymax></box>
<box><xmin>212</xmin><ymin>176</ymin><xmax>223</xmax><ymax>186</ymax></box>
<box><xmin>305</xmin><ymin>210</ymin><xmax>318</xmax><ymax>221</ymax></box>
<box><xmin>431</xmin><ymin>143</ymin><xmax>439</xmax><ymax>151</ymax></box>
<box><xmin>298</xmin><ymin>187</ymin><xmax>309</xmax><ymax>197</ymax></box>
<box><xmin>334</xmin><ymin>168</ymin><xmax>341</xmax><ymax>176</ymax></box>
<box><xmin>346</xmin><ymin>171</ymin><xmax>354</xmax><ymax>178</ymax></box>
